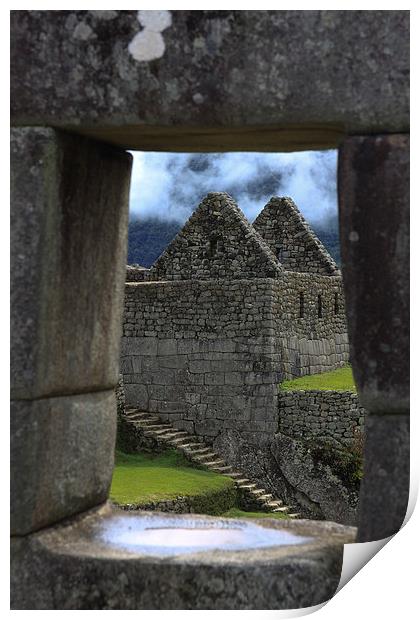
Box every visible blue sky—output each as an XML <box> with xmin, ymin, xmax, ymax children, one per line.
<box><xmin>129</xmin><ymin>150</ymin><xmax>338</xmax><ymax>229</ymax></box>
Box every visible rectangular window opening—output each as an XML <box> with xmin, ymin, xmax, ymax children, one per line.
<box><xmin>318</xmin><ymin>294</ymin><xmax>323</xmax><ymax>318</ymax></box>
<box><xmin>299</xmin><ymin>292</ymin><xmax>305</xmax><ymax>318</ymax></box>
<box><xmin>113</xmin><ymin>147</ymin><xmax>345</xmax><ymax>517</ymax></box>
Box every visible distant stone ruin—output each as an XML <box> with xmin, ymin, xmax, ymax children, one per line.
<box><xmin>120</xmin><ymin>192</ymin><xmax>358</xmax><ymax>522</ymax></box>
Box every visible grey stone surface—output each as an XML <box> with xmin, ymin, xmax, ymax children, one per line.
<box><xmin>11</xmin><ymin>503</ymin><xmax>356</xmax><ymax>610</ymax></box>
<box><xmin>278</xmin><ymin>390</ymin><xmax>365</xmax><ymax>449</ymax></box>
<box><xmin>120</xmin><ymin>195</ymin><xmax>349</xmax><ymax>443</ymax></box>
<box><xmin>115</xmin><ymin>374</ymin><xmax>126</xmax><ymax>419</ymax></box>
<box><xmin>11</xmin><ymin>128</ymin><xmax>132</xmax><ymax>400</ymax></box>
<box><xmin>126</xmin><ymin>264</ymin><xmax>150</xmax><ymax>282</ymax></box>
<box><xmin>270</xmin><ymin>433</ymin><xmax>358</xmax><ymax>525</ymax></box>
<box><xmin>338</xmin><ymin>134</ymin><xmax>409</xmax><ymax>414</ymax></box>
<box><xmin>212</xmin><ymin>429</ymin><xmax>358</xmax><ymax>524</ymax></box>
<box><xmin>11</xmin><ymin>11</ymin><xmax>408</xmax><ymax>150</ymax></box>
<box><xmin>11</xmin><ymin>391</ymin><xmax>117</xmax><ymax>536</ymax></box>
<box><xmin>149</xmin><ymin>192</ymin><xmax>283</xmax><ymax>281</ymax></box>
<box><xmin>357</xmin><ymin>414</ymin><xmax>409</xmax><ymax>542</ymax></box>
<box><xmin>254</xmin><ymin>197</ymin><xmax>339</xmax><ymax>275</ymax></box>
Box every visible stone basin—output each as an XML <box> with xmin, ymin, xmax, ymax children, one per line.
<box><xmin>11</xmin><ymin>502</ymin><xmax>356</xmax><ymax>610</ymax></box>
<box><xmin>99</xmin><ymin>514</ymin><xmax>311</xmax><ymax>556</ymax></box>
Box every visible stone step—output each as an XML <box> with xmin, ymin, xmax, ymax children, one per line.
<box><xmin>189</xmin><ymin>447</ymin><xmax>213</xmax><ymax>455</ymax></box>
<box><xmin>237</xmin><ymin>483</ymin><xmax>258</xmax><ymax>490</ymax></box>
<box><xmin>286</xmin><ymin>513</ymin><xmax>300</xmax><ymax>518</ymax></box>
<box><xmin>211</xmin><ymin>465</ymin><xmax>234</xmax><ymax>473</ymax></box>
<box><xmin>265</xmin><ymin>500</ymin><xmax>284</xmax><ymax>508</ymax></box>
<box><xmin>193</xmin><ymin>453</ymin><xmax>219</xmax><ymax>462</ymax></box>
<box><xmin>257</xmin><ymin>494</ymin><xmax>274</xmax><ymax>501</ymax></box>
<box><xmin>128</xmin><ymin>413</ymin><xmax>159</xmax><ymax>422</ymax></box>
<box><xmin>202</xmin><ymin>460</ymin><xmax>225</xmax><ymax>468</ymax></box>
<box><xmin>157</xmin><ymin>432</ymin><xmax>180</xmax><ymax>440</ymax></box>
<box><xmin>166</xmin><ymin>434</ymin><xmax>191</xmax><ymax>444</ymax></box>
<box><xmin>180</xmin><ymin>444</ymin><xmax>205</xmax><ymax>452</ymax></box>
<box><xmin>143</xmin><ymin>424</ymin><xmax>172</xmax><ymax>432</ymax></box>
<box><xmin>223</xmin><ymin>472</ymin><xmax>245</xmax><ymax>480</ymax></box>
<box><xmin>249</xmin><ymin>488</ymin><xmax>266</xmax><ymax>497</ymax></box>
<box><xmin>182</xmin><ymin>443</ymin><xmax>204</xmax><ymax>450</ymax></box>
<box><xmin>121</xmin><ymin>408</ymin><xmax>298</xmax><ymax>518</ymax></box>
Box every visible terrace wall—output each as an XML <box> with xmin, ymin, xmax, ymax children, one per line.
<box><xmin>278</xmin><ymin>390</ymin><xmax>365</xmax><ymax>449</ymax></box>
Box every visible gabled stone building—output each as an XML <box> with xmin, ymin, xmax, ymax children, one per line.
<box><xmin>121</xmin><ymin>192</ymin><xmax>349</xmax><ymax>443</ymax></box>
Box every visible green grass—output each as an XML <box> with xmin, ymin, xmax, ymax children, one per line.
<box><xmin>221</xmin><ymin>508</ymin><xmax>290</xmax><ymax>520</ymax></box>
<box><xmin>279</xmin><ymin>365</ymin><xmax>356</xmax><ymax>392</ymax></box>
<box><xmin>110</xmin><ymin>450</ymin><xmax>235</xmax><ymax>505</ymax></box>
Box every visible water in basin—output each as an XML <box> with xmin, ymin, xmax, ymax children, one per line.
<box><xmin>100</xmin><ymin>515</ymin><xmax>311</xmax><ymax>556</ymax></box>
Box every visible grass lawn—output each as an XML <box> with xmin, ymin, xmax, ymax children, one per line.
<box><xmin>111</xmin><ymin>450</ymin><xmax>235</xmax><ymax>506</ymax></box>
<box><xmin>279</xmin><ymin>365</ymin><xmax>356</xmax><ymax>392</ymax></box>
<box><xmin>221</xmin><ymin>508</ymin><xmax>290</xmax><ymax>520</ymax></box>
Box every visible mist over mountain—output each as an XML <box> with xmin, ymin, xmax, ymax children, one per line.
<box><xmin>127</xmin><ymin>150</ymin><xmax>341</xmax><ymax>267</ymax></box>
<box><xmin>129</xmin><ymin>150</ymin><xmax>338</xmax><ymax>224</ymax></box>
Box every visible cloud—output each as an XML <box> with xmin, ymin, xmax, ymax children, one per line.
<box><xmin>129</xmin><ymin>150</ymin><xmax>338</xmax><ymax>228</ymax></box>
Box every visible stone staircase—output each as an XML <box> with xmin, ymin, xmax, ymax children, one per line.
<box><xmin>123</xmin><ymin>407</ymin><xmax>299</xmax><ymax>517</ymax></box>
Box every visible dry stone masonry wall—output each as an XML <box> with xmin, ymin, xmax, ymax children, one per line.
<box><xmin>149</xmin><ymin>192</ymin><xmax>283</xmax><ymax>281</ymax></box>
<box><xmin>126</xmin><ymin>265</ymin><xmax>150</xmax><ymax>282</ymax></box>
<box><xmin>121</xmin><ymin>192</ymin><xmax>349</xmax><ymax>446</ymax></box>
<box><xmin>278</xmin><ymin>391</ymin><xmax>365</xmax><ymax>449</ymax></box>
<box><xmin>121</xmin><ymin>278</ymin><xmax>282</xmax><ymax>441</ymax></box>
<box><xmin>272</xmin><ymin>272</ymin><xmax>349</xmax><ymax>377</ymax></box>
<box><xmin>253</xmin><ymin>197</ymin><xmax>340</xmax><ymax>275</ymax></box>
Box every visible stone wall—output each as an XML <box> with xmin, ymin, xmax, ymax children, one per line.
<box><xmin>126</xmin><ymin>265</ymin><xmax>150</xmax><ymax>282</ymax></box>
<box><xmin>253</xmin><ymin>197</ymin><xmax>339</xmax><ymax>275</ymax></box>
<box><xmin>278</xmin><ymin>390</ymin><xmax>365</xmax><ymax>449</ymax></box>
<box><xmin>121</xmin><ymin>278</ymin><xmax>282</xmax><ymax>441</ymax></box>
<box><xmin>121</xmin><ymin>272</ymin><xmax>349</xmax><ymax>440</ymax></box>
<box><xmin>149</xmin><ymin>193</ymin><xmax>283</xmax><ymax>281</ymax></box>
<box><xmin>273</xmin><ymin>273</ymin><xmax>349</xmax><ymax>378</ymax></box>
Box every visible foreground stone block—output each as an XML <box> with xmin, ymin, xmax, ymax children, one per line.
<box><xmin>338</xmin><ymin>134</ymin><xmax>409</xmax><ymax>414</ymax></box>
<box><xmin>11</xmin><ymin>128</ymin><xmax>132</xmax><ymax>400</ymax></box>
<box><xmin>357</xmin><ymin>414</ymin><xmax>409</xmax><ymax>542</ymax></box>
<box><xmin>11</xmin><ymin>504</ymin><xmax>355</xmax><ymax>610</ymax></box>
<box><xmin>11</xmin><ymin>11</ymin><xmax>408</xmax><ymax>150</ymax></box>
<box><xmin>11</xmin><ymin>391</ymin><xmax>117</xmax><ymax>535</ymax></box>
